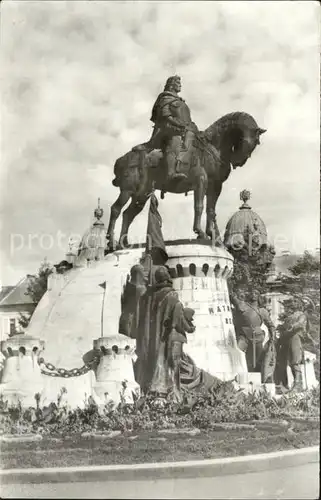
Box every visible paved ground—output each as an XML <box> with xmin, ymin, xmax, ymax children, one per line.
<box><xmin>1</xmin><ymin>462</ymin><xmax>319</xmax><ymax>499</ymax></box>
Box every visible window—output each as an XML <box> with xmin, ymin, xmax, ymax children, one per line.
<box><xmin>9</xmin><ymin>319</ymin><xmax>16</xmax><ymax>336</ymax></box>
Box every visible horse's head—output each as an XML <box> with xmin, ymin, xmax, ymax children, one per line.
<box><xmin>229</xmin><ymin>114</ymin><xmax>266</xmax><ymax>169</ymax></box>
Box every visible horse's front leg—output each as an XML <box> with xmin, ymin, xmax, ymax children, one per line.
<box><xmin>106</xmin><ymin>191</ymin><xmax>131</xmax><ymax>252</ymax></box>
<box><xmin>119</xmin><ymin>196</ymin><xmax>149</xmax><ymax>248</ymax></box>
<box><xmin>193</xmin><ymin>171</ymin><xmax>207</xmax><ymax>239</ymax></box>
<box><xmin>206</xmin><ymin>183</ymin><xmax>224</xmax><ymax>246</ymax></box>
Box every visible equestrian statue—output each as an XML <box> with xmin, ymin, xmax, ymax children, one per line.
<box><xmin>107</xmin><ymin>75</ymin><xmax>266</xmax><ymax>251</ymax></box>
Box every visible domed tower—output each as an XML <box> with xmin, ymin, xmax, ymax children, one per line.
<box><xmin>224</xmin><ymin>189</ymin><xmax>281</xmax><ymax>346</ymax></box>
<box><xmin>48</xmin><ymin>199</ymin><xmax>107</xmax><ymax>294</ymax></box>
<box><xmin>76</xmin><ymin>198</ymin><xmax>107</xmax><ymax>266</ymax></box>
<box><xmin>224</xmin><ymin>189</ymin><xmax>268</xmax><ymax>255</ymax></box>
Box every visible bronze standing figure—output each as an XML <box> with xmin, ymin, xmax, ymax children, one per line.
<box><xmin>231</xmin><ymin>289</ymin><xmax>275</xmax><ymax>375</ymax></box>
<box><xmin>275</xmin><ymin>296</ymin><xmax>316</xmax><ymax>392</ymax></box>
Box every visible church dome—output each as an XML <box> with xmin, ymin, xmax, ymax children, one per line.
<box><xmin>224</xmin><ymin>190</ymin><xmax>267</xmax><ymax>252</ymax></box>
<box><xmin>76</xmin><ymin>198</ymin><xmax>107</xmax><ymax>263</ymax></box>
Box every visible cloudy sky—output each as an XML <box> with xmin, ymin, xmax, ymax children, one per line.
<box><xmin>0</xmin><ymin>0</ymin><xmax>320</xmax><ymax>285</ymax></box>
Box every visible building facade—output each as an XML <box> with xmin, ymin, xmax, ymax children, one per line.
<box><xmin>0</xmin><ymin>278</ymin><xmax>35</xmax><ymax>342</ymax></box>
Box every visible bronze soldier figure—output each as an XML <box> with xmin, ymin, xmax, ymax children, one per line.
<box><xmin>231</xmin><ymin>289</ymin><xmax>275</xmax><ymax>374</ymax></box>
<box><xmin>276</xmin><ymin>296</ymin><xmax>315</xmax><ymax>392</ymax></box>
<box><xmin>165</xmin><ymin>304</ymin><xmax>196</xmax><ymax>401</ymax></box>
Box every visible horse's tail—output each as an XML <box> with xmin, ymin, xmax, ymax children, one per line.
<box><xmin>112</xmin><ymin>158</ymin><xmax>122</xmax><ymax>187</ymax></box>
<box><xmin>112</xmin><ymin>150</ymin><xmax>147</xmax><ymax>190</ymax></box>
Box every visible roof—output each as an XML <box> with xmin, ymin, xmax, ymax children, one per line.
<box><xmin>0</xmin><ymin>277</ymin><xmax>35</xmax><ymax>307</ymax></box>
<box><xmin>0</xmin><ymin>286</ymin><xmax>14</xmax><ymax>303</ymax></box>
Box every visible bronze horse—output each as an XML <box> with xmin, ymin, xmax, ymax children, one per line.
<box><xmin>107</xmin><ymin>112</ymin><xmax>266</xmax><ymax>250</ymax></box>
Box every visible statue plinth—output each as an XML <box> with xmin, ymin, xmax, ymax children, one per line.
<box><xmin>20</xmin><ymin>241</ymin><xmax>249</xmax><ymax>408</ymax></box>
<box><xmin>0</xmin><ymin>335</ymin><xmax>45</xmax><ymax>406</ymax></box>
<box><xmin>92</xmin><ymin>335</ymin><xmax>139</xmax><ymax>406</ymax></box>
<box><xmin>166</xmin><ymin>241</ymin><xmax>247</xmax><ymax>380</ymax></box>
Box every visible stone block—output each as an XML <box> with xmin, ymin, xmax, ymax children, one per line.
<box><xmin>236</xmin><ymin>372</ymin><xmax>261</xmax><ymax>385</ymax></box>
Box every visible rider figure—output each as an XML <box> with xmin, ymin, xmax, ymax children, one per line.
<box><xmin>135</xmin><ymin>75</ymin><xmax>198</xmax><ymax>183</ymax></box>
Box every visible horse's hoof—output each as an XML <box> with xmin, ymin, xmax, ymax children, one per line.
<box><xmin>117</xmin><ymin>240</ymin><xmax>126</xmax><ymax>250</ymax></box>
<box><xmin>106</xmin><ymin>242</ymin><xmax>116</xmax><ymax>254</ymax></box>
<box><xmin>195</xmin><ymin>232</ymin><xmax>207</xmax><ymax>240</ymax></box>
<box><xmin>118</xmin><ymin>236</ymin><xmax>129</xmax><ymax>249</ymax></box>
<box><xmin>207</xmin><ymin>231</ymin><xmax>225</xmax><ymax>248</ymax></box>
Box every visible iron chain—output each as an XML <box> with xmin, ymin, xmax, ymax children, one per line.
<box><xmin>39</xmin><ymin>356</ymin><xmax>100</xmax><ymax>378</ymax></box>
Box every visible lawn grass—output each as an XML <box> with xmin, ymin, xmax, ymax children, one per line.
<box><xmin>0</xmin><ymin>420</ymin><xmax>319</xmax><ymax>470</ymax></box>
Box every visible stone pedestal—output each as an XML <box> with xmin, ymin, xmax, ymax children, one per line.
<box><xmin>0</xmin><ymin>335</ymin><xmax>45</xmax><ymax>406</ymax></box>
<box><xmin>166</xmin><ymin>241</ymin><xmax>247</xmax><ymax>381</ymax></box>
<box><xmin>92</xmin><ymin>335</ymin><xmax>139</xmax><ymax>406</ymax></box>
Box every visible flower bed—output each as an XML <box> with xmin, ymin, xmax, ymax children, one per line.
<box><xmin>0</xmin><ymin>382</ymin><xmax>319</xmax><ymax>470</ymax></box>
<box><xmin>0</xmin><ymin>381</ymin><xmax>319</xmax><ymax>438</ymax></box>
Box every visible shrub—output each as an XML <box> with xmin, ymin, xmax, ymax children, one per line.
<box><xmin>0</xmin><ymin>383</ymin><xmax>319</xmax><ymax>437</ymax></box>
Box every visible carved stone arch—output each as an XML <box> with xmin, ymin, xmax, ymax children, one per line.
<box><xmin>214</xmin><ymin>263</ymin><xmax>221</xmax><ymax>277</ymax></box>
<box><xmin>189</xmin><ymin>263</ymin><xmax>196</xmax><ymax>276</ymax></box>
<box><xmin>202</xmin><ymin>263</ymin><xmax>209</xmax><ymax>276</ymax></box>
<box><xmin>227</xmin><ymin>268</ymin><xmax>234</xmax><ymax>279</ymax></box>
<box><xmin>222</xmin><ymin>265</ymin><xmax>230</xmax><ymax>279</ymax></box>
<box><xmin>176</xmin><ymin>264</ymin><xmax>184</xmax><ymax>278</ymax></box>
<box><xmin>169</xmin><ymin>267</ymin><xmax>177</xmax><ymax>279</ymax></box>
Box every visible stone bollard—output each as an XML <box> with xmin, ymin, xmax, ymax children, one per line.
<box><xmin>0</xmin><ymin>335</ymin><xmax>45</xmax><ymax>407</ymax></box>
<box><xmin>92</xmin><ymin>335</ymin><xmax>139</xmax><ymax>407</ymax></box>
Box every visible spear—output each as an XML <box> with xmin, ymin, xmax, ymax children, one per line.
<box><xmin>253</xmin><ymin>330</ymin><xmax>256</xmax><ymax>371</ymax></box>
